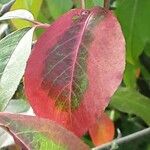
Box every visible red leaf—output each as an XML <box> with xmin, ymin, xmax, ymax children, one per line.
<box><xmin>0</xmin><ymin>113</ymin><xmax>90</xmax><ymax>150</ymax></box>
<box><xmin>24</xmin><ymin>7</ymin><xmax>125</xmax><ymax>136</ymax></box>
<box><xmin>89</xmin><ymin>113</ymin><xmax>115</xmax><ymax>146</ymax></box>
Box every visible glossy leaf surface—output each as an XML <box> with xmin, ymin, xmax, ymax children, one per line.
<box><xmin>25</xmin><ymin>7</ymin><xmax>125</xmax><ymax>136</ymax></box>
<box><xmin>89</xmin><ymin>113</ymin><xmax>115</xmax><ymax>146</ymax></box>
<box><xmin>0</xmin><ymin>113</ymin><xmax>90</xmax><ymax>150</ymax></box>
<box><xmin>0</xmin><ymin>27</ymin><xmax>34</xmax><ymax>111</ymax></box>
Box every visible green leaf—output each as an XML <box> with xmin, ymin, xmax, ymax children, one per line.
<box><xmin>0</xmin><ymin>27</ymin><xmax>35</xmax><ymax>111</ymax></box>
<box><xmin>73</xmin><ymin>0</ymin><xmax>103</xmax><ymax>9</ymax></box>
<box><xmin>31</xmin><ymin>0</ymin><xmax>43</xmax><ymax>19</ymax></box>
<box><xmin>11</xmin><ymin>0</ymin><xmax>32</xmax><ymax>28</ymax></box>
<box><xmin>45</xmin><ymin>0</ymin><xmax>73</xmax><ymax>19</ymax></box>
<box><xmin>116</xmin><ymin>0</ymin><xmax>150</xmax><ymax>63</ymax></box>
<box><xmin>93</xmin><ymin>0</ymin><xmax>103</xmax><ymax>7</ymax></box>
<box><xmin>0</xmin><ymin>0</ymin><xmax>16</xmax><ymax>15</ymax></box>
<box><xmin>110</xmin><ymin>87</ymin><xmax>150</xmax><ymax>125</ymax></box>
<box><xmin>0</xmin><ymin>113</ymin><xmax>90</xmax><ymax>150</ymax></box>
<box><xmin>85</xmin><ymin>0</ymin><xmax>94</xmax><ymax>8</ymax></box>
<box><xmin>11</xmin><ymin>0</ymin><xmax>43</xmax><ymax>19</ymax></box>
<box><xmin>123</xmin><ymin>63</ymin><xmax>137</xmax><ymax>88</ymax></box>
<box><xmin>10</xmin><ymin>0</ymin><xmax>43</xmax><ymax>29</ymax></box>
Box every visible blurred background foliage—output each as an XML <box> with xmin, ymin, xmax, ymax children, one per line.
<box><xmin>0</xmin><ymin>0</ymin><xmax>150</xmax><ymax>149</ymax></box>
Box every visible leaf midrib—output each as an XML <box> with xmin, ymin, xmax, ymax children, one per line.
<box><xmin>68</xmin><ymin>12</ymin><xmax>94</xmax><ymax>110</ymax></box>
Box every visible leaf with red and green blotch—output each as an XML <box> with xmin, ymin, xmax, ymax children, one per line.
<box><xmin>89</xmin><ymin>113</ymin><xmax>115</xmax><ymax>146</ymax></box>
<box><xmin>24</xmin><ymin>6</ymin><xmax>125</xmax><ymax>136</ymax></box>
<box><xmin>0</xmin><ymin>113</ymin><xmax>90</xmax><ymax>150</ymax></box>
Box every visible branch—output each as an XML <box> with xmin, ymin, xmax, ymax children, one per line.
<box><xmin>31</xmin><ymin>20</ymin><xmax>50</xmax><ymax>29</ymax></box>
<box><xmin>104</xmin><ymin>0</ymin><xmax>110</xmax><ymax>9</ymax></box>
<box><xmin>80</xmin><ymin>0</ymin><xmax>85</xmax><ymax>9</ymax></box>
<box><xmin>92</xmin><ymin>127</ymin><xmax>150</xmax><ymax>150</ymax></box>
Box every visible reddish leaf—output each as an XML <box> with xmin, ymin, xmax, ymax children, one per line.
<box><xmin>0</xmin><ymin>113</ymin><xmax>89</xmax><ymax>150</ymax></box>
<box><xmin>89</xmin><ymin>113</ymin><xmax>115</xmax><ymax>146</ymax></box>
<box><xmin>25</xmin><ymin>6</ymin><xmax>125</xmax><ymax>136</ymax></box>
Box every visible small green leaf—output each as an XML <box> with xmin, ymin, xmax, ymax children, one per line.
<box><xmin>45</xmin><ymin>0</ymin><xmax>73</xmax><ymax>19</ymax></box>
<box><xmin>0</xmin><ymin>113</ymin><xmax>90</xmax><ymax>150</ymax></box>
<box><xmin>110</xmin><ymin>87</ymin><xmax>150</xmax><ymax>125</ymax></box>
<box><xmin>0</xmin><ymin>27</ymin><xmax>35</xmax><ymax>111</ymax></box>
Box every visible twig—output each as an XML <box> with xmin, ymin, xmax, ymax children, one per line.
<box><xmin>80</xmin><ymin>0</ymin><xmax>85</xmax><ymax>9</ymax></box>
<box><xmin>30</xmin><ymin>20</ymin><xmax>50</xmax><ymax>29</ymax></box>
<box><xmin>104</xmin><ymin>0</ymin><xmax>110</xmax><ymax>9</ymax></box>
<box><xmin>92</xmin><ymin>127</ymin><xmax>150</xmax><ymax>150</ymax></box>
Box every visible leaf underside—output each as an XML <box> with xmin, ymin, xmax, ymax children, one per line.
<box><xmin>0</xmin><ymin>28</ymin><xmax>33</xmax><ymax>111</ymax></box>
<box><xmin>25</xmin><ymin>6</ymin><xmax>125</xmax><ymax>136</ymax></box>
<box><xmin>0</xmin><ymin>9</ymin><xmax>34</xmax><ymax>22</ymax></box>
